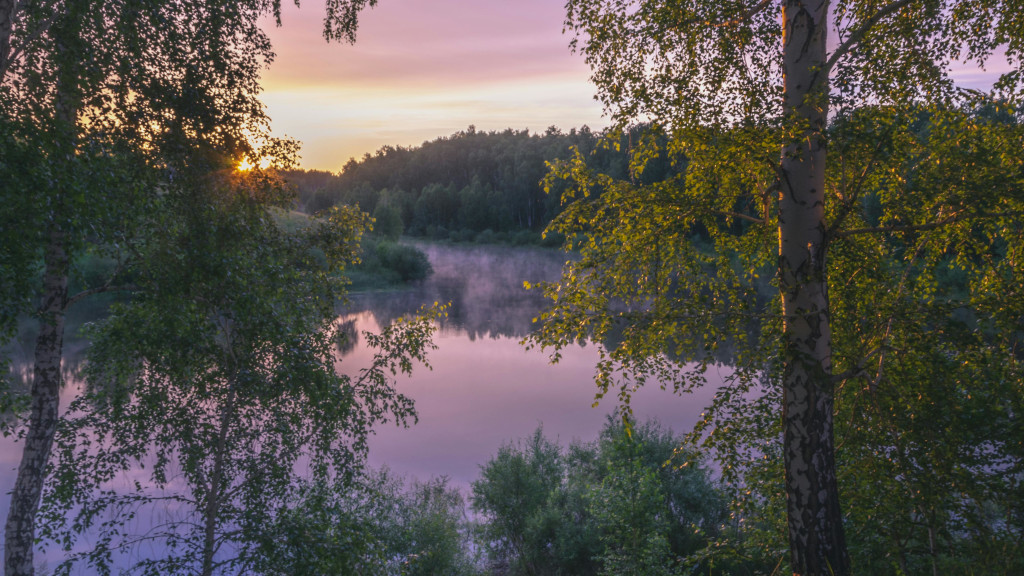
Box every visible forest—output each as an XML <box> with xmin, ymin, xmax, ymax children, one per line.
<box><xmin>1</xmin><ymin>0</ymin><xmax>1023</xmax><ymax>575</ymax></box>
<box><xmin>282</xmin><ymin>125</ymin><xmax>657</xmax><ymax>245</ymax></box>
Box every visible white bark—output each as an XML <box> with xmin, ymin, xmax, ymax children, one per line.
<box><xmin>778</xmin><ymin>1</ymin><xmax>850</xmax><ymax>574</ymax></box>
<box><xmin>3</xmin><ymin>226</ymin><xmax>68</xmax><ymax>576</ymax></box>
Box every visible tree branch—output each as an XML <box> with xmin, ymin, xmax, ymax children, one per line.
<box><xmin>836</xmin><ymin>211</ymin><xmax>1021</xmax><ymax>238</ymax></box>
<box><xmin>827</xmin><ymin>142</ymin><xmax>885</xmax><ymax>237</ymax></box>
<box><xmin>664</xmin><ymin>0</ymin><xmax>775</xmax><ymax>32</ymax></box>
<box><xmin>0</xmin><ymin>0</ymin><xmax>61</xmax><ymax>83</ymax></box>
<box><xmin>717</xmin><ymin>210</ymin><xmax>766</xmax><ymax>225</ymax></box>
<box><xmin>743</xmin><ymin>0</ymin><xmax>775</xmax><ymax>20</ymax></box>
<box><xmin>825</xmin><ymin>0</ymin><xmax>917</xmax><ymax>73</ymax></box>
<box><xmin>66</xmin><ymin>284</ymin><xmax>138</xmax><ymax>309</ymax></box>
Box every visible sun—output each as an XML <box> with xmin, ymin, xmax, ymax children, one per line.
<box><xmin>236</xmin><ymin>158</ymin><xmax>273</xmax><ymax>172</ymax></box>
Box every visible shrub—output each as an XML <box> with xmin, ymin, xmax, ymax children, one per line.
<box><xmin>472</xmin><ymin>418</ymin><xmax>729</xmax><ymax>576</ymax></box>
<box><xmin>375</xmin><ymin>242</ymin><xmax>432</xmax><ymax>283</ymax></box>
<box><xmin>474</xmin><ymin>229</ymin><xmax>497</xmax><ymax>244</ymax></box>
<box><xmin>255</xmin><ymin>470</ymin><xmax>480</xmax><ymax>576</ymax></box>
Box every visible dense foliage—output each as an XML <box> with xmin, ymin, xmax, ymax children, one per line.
<box><xmin>255</xmin><ymin>469</ymin><xmax>477</xmax><ymax>576</ymax></box>
<box><xmin>351</xmin><ymin>236</ymin><xmax>434</xmax><ymax>287</ymax></box>
<box><xmin>38</xmin><ymin>169</ymin><xmax>440</xmax><ymax>575</ymax></box>
<box><xmin>1</xmin><ymin>0</ymin><xmax>383</xmax><ymax>573</ymax></box>
<box><xmin>529</xmin><ymin>0</ymin><xmax>1024</xmax><ymax>571</ymax></box>
<box><xmin>285</xmin><ymin>125</ymin><xmax>678</xmax><ymax>243</ymax></box>
<box><xmin>471</xmin><ymin>419</ymin><xmax>734</xmax><ymax>576</ymax></box>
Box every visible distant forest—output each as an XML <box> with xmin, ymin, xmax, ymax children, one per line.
<box><xmin>284</xmin><ymin>125</ymin><xmax>676</xmax><ymax>243</ymax></box>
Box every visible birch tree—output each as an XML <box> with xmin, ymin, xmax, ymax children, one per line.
<box><xmin>38</xmin><ymin>174</ymin><xmax>438</xmax><ymax>575</ymax></box>
<box><xmin>0</xmin><ymin>1</ymin><xmax>377</xmax><ymax>574</ymax></box>
<box><xmin>530</xmin><ymin>2</ymin><xmax>1024</xmax><ymax>574</ymax></box>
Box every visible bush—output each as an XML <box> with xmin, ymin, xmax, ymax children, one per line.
<box><xmin>450</xmin><ymin>228</ymin><xmax>475</xmax><ymax>243</ymax></box>
<box><xmin>350</xmin><ymin>237</ymin><xmax>433</xmax><ymax>288</ymax></box>
<box><xmin>386</xmin><ymin>476</ymin><xmax>479</xmax><ymax>576</ymax></box>
<box><xmin>255</xmin><ymin>470</ymin><xmax>480</xmax><ymax>576</ymax></box>
<box><xmin>432</xmin><ymin>225</ymin><xmax>450</xmax><ymax>241</ymax></box>
<box><xmin>471</xmin><ymin>418</ymin><xmax>729</xmax><ymax>576</ymax></box>
<box><xmin>474</xmin><ymin>229</ymin><xmax>497</xmax><ymax>244</ymax></box>
<box><xmin>375</xmin><ymin>241</ymin><xmax>432</xmax><ymax>283</ymax></box>
<box><xmin>510</xmin><ymin>230</ymin><xmax>539</xmax><ymax>246</ymax></box>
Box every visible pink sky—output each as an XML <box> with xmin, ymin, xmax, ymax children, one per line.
<box><xmin>260</xmin><ymin>0</ymin><xmax>607</xmax><ymax>171</ymax></box>
<box><xmin>260</xmin><ymin>1</ymin><xmax>1013</xmax><ymax>172</ymax></box>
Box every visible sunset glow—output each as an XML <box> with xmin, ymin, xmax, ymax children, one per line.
<box><xmin>259</xmin><ymin>0</ymin><xmax>1010</xmax><ymax>172</ymax></box>
<box><xmin>237</xmin><ymin>157</ymin><xmax>273</xmax><ymax>172</ymax></box>
<box><xmin>260</xmin><ymin>0</ymin><xmax>606</xmax><ymax>171</ymax></box>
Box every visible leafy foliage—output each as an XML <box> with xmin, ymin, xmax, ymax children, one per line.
<box><xmin>471</xmin><ymin>419</ymin><xmax>732</xmax><ymax>576</ymax></box>
<box><xmin>285</xmin><ymin>125</ymin><xmax>672</xmax><ymax>242</ymax></box>
<box><xmin>353</xmin><ymin>237</ymin><xmax>434</xmax><ymax>286</ymax></box>
<box><xmin>254</xmin><ymin>469</ymin><xmax>479</xmax><ymax>576</ymax></box>
<box><xmin>532</xmin><ymin>1</ymin><xmax>1024</xmax><ymax>573</ymax></box>
<box><xmin>2</xmin><ymin>0</ymin><xmax>383</xmax><ymax>572</ymax></box>
<box><xmin>39</xmin><ymin>170</ymin><xmax>441</xmax><ymax>575</ymax></box>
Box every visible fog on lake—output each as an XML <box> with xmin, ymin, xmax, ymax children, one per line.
<box><xmin>342</xmin><ymin>242</ymin><xmax>724</xmax><ymax>487</ymax></box>
<box><xmin>0</xmin><ymin>242</ymin><xmax>725</xmax><ymax>555</ymax></box>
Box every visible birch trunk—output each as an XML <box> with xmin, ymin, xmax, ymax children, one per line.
<box><xmin>3</xmin><ymin>226</ymin><xmax>69</xmax><ymax>576</ymax></box>
<box><xmin>778</xmin><ymin>1</ymin><xmax>850</xmax><ymax>574</ymax></box>
<box><xmin>201</xmin><ymin>382</ymin><xmax>237</xmax><ymax>576</ymax></box>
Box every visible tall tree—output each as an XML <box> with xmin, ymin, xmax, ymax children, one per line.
<box><xmin>38</xmin><ymin>172</ymin><xmax>439</xmax><ymax>575</ymax></box>
<box><xmin>530</xmin><ymin>1</ymin><xmax>1024</xmax><ymax>574</ymax></box>
<box><xmin>0</xmin><ymin>1</ymin><xmax>378</xmax><ymax>574</ymax></box>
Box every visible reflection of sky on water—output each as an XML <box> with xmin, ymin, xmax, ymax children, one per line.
<box><xmin>0</xmin><ymin>242</ymin><xmax>725</xmax><ymax>568</ymax></box>
<box><xmin>342</xmin><ymin>242</ymin><xmax>725</xmax><ymax>488</ymax></box>
<box><xmin>347</xmin><ymin>241</ymin><xmax>568</xmax><ymax>340</ymax></box>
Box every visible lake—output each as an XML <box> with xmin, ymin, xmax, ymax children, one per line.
<box><xmin>342</xmin><ymin>242</ymin><xmax>725</xmax><ymax>487</ymax></box>
<box><xmin>0</xmin><ymin>241</ymin><xmax>726</xmax><ymax>566</ymax></box>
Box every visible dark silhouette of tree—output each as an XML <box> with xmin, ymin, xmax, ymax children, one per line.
<box><xmin>284</xmin><ymin>125</ymin><xmax>676</xmax><ymax>241</ymax></box>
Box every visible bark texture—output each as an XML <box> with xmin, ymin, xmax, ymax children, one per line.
<box><xmin>201</xmin><ymin>382</ymin><xmax>237</xmax><ymax>576</ymax></box>
<box><xmin>4</xmin><ymin>226</ymin><xmax>69</xmax><ymax>576</ymax></box>
<box><xmin>778</xmin><ymin>1</ymin><xmax>850</xmax><ymax>574</ymax></box>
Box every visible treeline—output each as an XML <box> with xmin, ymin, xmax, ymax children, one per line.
<box><xmin>284</xmin><ymin>125</ymin><xmax>678</xmax><ymax>243</ymax></box>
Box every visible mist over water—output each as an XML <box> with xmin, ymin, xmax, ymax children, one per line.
<box><xmin>342</xmin><ymin>241</ymin><xmax>724</xmax><ymax>487</ymax></box>
<box><xmin>348</xmin><ymin>242</ymin><xmax>568</xmax><ymax>340</ymax></box>
<box><xmin>0</xmin><ymin>242</ymin><xmax>725</xmax><ymax>568</ymax></box>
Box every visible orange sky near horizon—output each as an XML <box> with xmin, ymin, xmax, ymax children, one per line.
<box><xmin>260</xmin><ymin>0</ymin><xmax>607</xmax><ymax>171</ymax></box>
<box><xmin>259</xmin><ymin>1</ymin><xmax>1015</xmax><ymax>172</ymax></box>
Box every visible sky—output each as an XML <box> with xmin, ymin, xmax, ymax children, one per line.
<box><xmin>259</xmin><ymin>1</ymin><xmax>1014</xmax><ymax>172</ymax></box>
<box><xmin>260</xmin><ymin>0</ymin><xmax>607</xmax><ymax>171</ymax></box>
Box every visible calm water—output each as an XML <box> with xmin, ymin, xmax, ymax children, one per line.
<box><xmin>343</xmin><ymin>242</ymin><xmax>724</xmax><ymax>487</ymax></box>
<box><xmin>0</xmin><ymin>242</ymin><xmax>725</xmax><ymax>566</ymax></box>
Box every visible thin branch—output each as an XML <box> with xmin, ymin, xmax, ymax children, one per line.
<box><xmin>663</xmin><ymin>0</ymin><xmax>775</xmax><ymax>33</ymax></box>
<box><xmin>870</xmin><ymin>237</ymin><xmax>933</xmax><ymax>393</ymax></box>
<box><xmin>66</xmin><ymin>283</ymin><xmax>138</xmax><ymax>308</ymax></box>
<box><xmin>827</xmin><ymin>142</ymin><xmax>885</xmax><ymax>237</ymax></box>
<box><xmin>836</xmin><ymin>211</ymin><xmax>1021</xmax><ymax>238</ymax></box>
<box><xmin>825</xmin><ymin>0</ymin><xmax>917</xmax><ymax>73</ymax></box>
<box><xmin>831</xmin><ymin>346</ymin><xmax>882</xmax><ymax>385</ymax></box>
<box><xmin>742</xmin><ymin>0</ymin><xmax>774</xmax><ymax>21</ymax></box>
<box><xmin>715</xmin><ymin>0</ymin><xmax>775</xmax><ymax>28</ymax></box>
<box><xmin>717</xmin><ymin>210</ymin><xmax>766</xmax><ymax>225</ymax></box>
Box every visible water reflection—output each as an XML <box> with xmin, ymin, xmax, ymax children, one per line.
<box><xmin>340</xmin><ymin>242</ymin><xmax>724</xmax><ymax>488</ymax></box>
<box><xmin>347</xmin><ymin>242</ymin><xmax>567</xmax><ymax>339</ymax></box>
<box><xmin>0</xmin><ymin>242</ymin><xmax>726</xmax><ymax>566</ymax></box>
